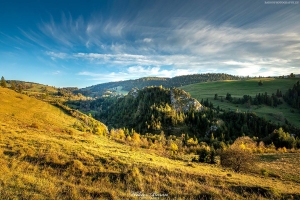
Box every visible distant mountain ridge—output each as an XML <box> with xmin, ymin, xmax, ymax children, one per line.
<box><xmin>79</xmin><ymin>73</ymin><xmax>245</xmax><ymax>97</ymax></box>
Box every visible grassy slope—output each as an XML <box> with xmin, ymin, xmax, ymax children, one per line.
<box><xmin>1</xmin><ymin>87</ymin><xmax>300</xmax><ymax>199</ymax></box>
<box><xmin>0</xmin><ymin>87</ymin><xmax>74</xmax><ymax>130</ymax></box>
<box><xmin>181</xmin><ymin>78</ymin><xmax>300</xmax><ymax>126</ymax></box>
<box><xmin>25</xmin><ymin>82</ymin><xmax>58</xmax><ymax>93</ymax></box>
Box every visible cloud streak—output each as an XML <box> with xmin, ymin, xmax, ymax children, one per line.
<box><xmin>78</xmin><ymin>66</ymin><xmax>200</xmax><ymax>82</ymax></box>
<box><xmin>39</xmin><ymin>7</ymin><xmax>300</xmax><ymax>78</ymax></box>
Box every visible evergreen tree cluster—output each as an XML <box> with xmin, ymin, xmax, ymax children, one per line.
<box><xmin>237</xmin><ymin>93</ymin><xmax>282</xmax><ymax>107</ymax></box>
<box><xmin>221</xmin><ymin>81</ymin><xmax>300</xmax><ymax>110</ymax></box>
<box><xmin>183</xmin><ymin>109</ymin><xmax>300</xmax><ymax>146</ymax></box>
<box><xmin>224</xmin><ymin>91</ymin><xmax>283</xmax><ymax>107</ymax></box>
<box><xmin>93</xmin><ymin>86</ymin><xmax>186</xmax><ymax>134</ymax></box>
<box><xmin>1</xmin><ymin>78</ymin><xmax>33</xmax><ymax>92</ymax></box>
<box><xmin>283</xmin><ymin>81</ymin><xmax>300</xmax><ymax>109</ymax></box>
<box><xmin>168</xmin><ymin>73</ymin><xmax>244</xmax><ymax>88</ymax></box>
<box><xmin>263</xmin><ymin>128</ymin><xmax>298</xmax><ymax>149</ymax></box>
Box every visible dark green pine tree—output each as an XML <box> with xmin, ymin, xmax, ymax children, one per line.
<box><xmin>1</xmin><ymin>76</ymin><xmax>7</xmax><ymax>88</ymax></box>
<box><xmin>183</xmin><ymin>133</ymin><xmax>189</xmax><ymax>146</ymax></box>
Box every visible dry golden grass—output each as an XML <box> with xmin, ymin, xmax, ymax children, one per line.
<box><xmin>257</xmin><ymin>153</ymin><xmax>300</xmax><ymax>183</ymax></box>
<box><xmin>0</xmin><ymin>87</ymin><xmax>76</xmax><ymax>131</ymax></box>
<box><xmin>1</xmin><ymin>87</ymin><xmax>300</xmax><ymax>199</ymax></box>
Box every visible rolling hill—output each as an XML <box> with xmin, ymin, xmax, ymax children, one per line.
<box><xmin>181</xmin><ymin>78</ymin><xmax>300</xmax><ymax>127</ymax></box>
<box><xmin>79</xmin><ymin>73</ymin><xmax>244</xmax><ymax>97</ymax></box>
<box><xmin>2</xmin><ymin>84</ymin><xmax>300</xmax><ymax>199</ymax></box>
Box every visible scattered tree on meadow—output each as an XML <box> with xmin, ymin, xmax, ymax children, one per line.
<box><xmin>289</xmin><ymin>73</ymin><xmax>295</xmax><ymax>78</ymax></box>
<box><xmin>10</xmin><ymin>81</ymin><xmax>16</xmax><ymax>90</ymax></box>
<box><xmin>220</xmin><ymin>139</ymin><xmax>256</xmax><ymax>172</ymax></box>
<box><xmin>225</xmin><ymin>93</ymin><xmax>232</xmax><ymax>101</ymax></box>
<box><xmin>258</xmin><ymin>80</ymin><xmax>263</xmax><ymax>86</ymax></box>
<box><xmin>214</xmin><ymin>94</ymin><xmax>218</xmax><ymax>100</ymax></box>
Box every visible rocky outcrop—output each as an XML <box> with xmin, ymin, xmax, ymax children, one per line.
<box><xmin>170</xmin><ymin>89</ymin><xmax>203</xmax><ymax>113</ymax></box>
<box><xmin>128</xmin><ymin>87</ymin><xmax>204</xmax><ymax>113</ymax></box>
<box><xmin>128</xmin><ymin>88</ymin><xmax>139</xmax><ymax>98</ymax></box>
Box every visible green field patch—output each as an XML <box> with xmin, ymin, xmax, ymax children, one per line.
<box><xmin>181</xmin><ymin>78</ymin><xmax>300</xmax><ymax>127</ymax></box>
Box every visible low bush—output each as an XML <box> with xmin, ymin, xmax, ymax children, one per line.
<box><xmin>220</xmin><ymin>147</ymin><xmax>256</xmax><ymax>173</ymax></box>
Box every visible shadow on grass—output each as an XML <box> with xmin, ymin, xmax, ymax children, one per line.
<box><xmin>230</xmin><ymin>185</ymin><xmax>279</xmax><ymax>199</ymax></box>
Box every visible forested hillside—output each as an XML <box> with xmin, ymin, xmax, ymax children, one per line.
<box><xmin>80</xmin><ymin>73</ymin><xmax>244</xmax><ymax>97</ymax></box>
<box><xmin>69</xmin><ymin>86</ymin><xmax>203</xmax><ymax>135</ymax></box>
<box><xmin>67</xmin><ymin>86</ymin><xmax>300</xmax><ymax>150</ymax></box>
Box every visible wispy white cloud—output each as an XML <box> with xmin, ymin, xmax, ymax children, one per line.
<box><xmin>19</xmin><ymin>7</ymin><xmax>299</xmax><ymax>65</ymax></box>
<box><xmin>47</xmin><ymin>51</ymin><xmax>213</xmax><ymax>68</ymax></box>
<box><xmin>52</xmin><ymin>70</ymin><xmax>61</xmax><ymax>75</ymax></box>
<box><xmin>3</xmin><ymin>1</ymin><xmax>299</xmax><ymax>84</ymax></box>
<box><xmin>46</xmin><ymin>51</ymin><xmax>67</xmax><ymax>60</ymax></box>
<box><xmin>78</xmin><ymin>66</ymin><xmax>199</xmax><ymax>83</ymax></box>
<box><xmin>143</xmin><ymin>38</ymin><xmax>152</xmax><ymax>43</ymax></box>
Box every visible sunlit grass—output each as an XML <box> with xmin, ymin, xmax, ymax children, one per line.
<box><xmin>1</xmin><ymin>87</ymin><xmax>300</xmax><ymax>199</ymax></box>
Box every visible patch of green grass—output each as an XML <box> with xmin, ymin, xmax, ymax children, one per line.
<box><xmin>181</xmin><ymin>78</ymin><xmax>300</xmax><ymax>127</ymax></box>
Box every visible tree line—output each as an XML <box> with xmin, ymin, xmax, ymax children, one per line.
<box><xmin>79</xmin><ymin>73</ymin><xmax>246</xmax><ymax>97</ymax></box>
<box><xmin>283</xmin><ymin>81</ymin><xmax>300</xmax><ymax>109</ymax></box>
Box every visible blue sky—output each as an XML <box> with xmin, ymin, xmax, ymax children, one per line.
<box><xmin>0</xmin><ymin>0</ymin><xmax>299</xmax><ymax>88</ymax></box>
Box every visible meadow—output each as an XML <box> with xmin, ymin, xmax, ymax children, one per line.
<box><xmin>181</xmin><ymin>78</ymin><xmax>300</xmax><ymax>127</ymax></box>
<box><xmin>1</xmin><ymin>87</ymin><xmax>300</xmax><ymax>199</ymax></box>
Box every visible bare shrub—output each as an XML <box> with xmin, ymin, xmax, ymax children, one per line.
<box><xmin>220</xmin><ymin>147</ymin><xmax>256</xmax><ymax>173</ymax></box>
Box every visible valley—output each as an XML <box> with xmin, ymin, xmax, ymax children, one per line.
<box><xmin>1</xmin><ymin>74</ymin><xmax>300</xmax><ymax>199</ymax></box>
<box><xmin>1</xmin><ymin>1</ymin><xmax>300</xmax><ymax>199</ymax></box>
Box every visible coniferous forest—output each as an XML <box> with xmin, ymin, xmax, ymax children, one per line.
<box><xmin>67</xmin><ymin>82</ymin><xmax>300</xmax><ymax>150</ymax></box>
